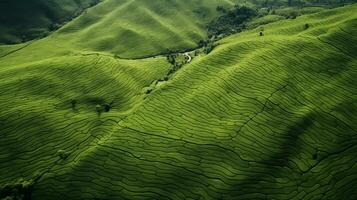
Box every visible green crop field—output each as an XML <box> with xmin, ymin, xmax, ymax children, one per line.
<box><xmin>0</xmin><ymin>0</ymin><xmax>356</xmax><ymax>199</ymax></box>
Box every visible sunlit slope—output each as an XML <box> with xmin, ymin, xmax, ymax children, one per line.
<box><xmin>0</xmin><ymin>55</ymin><xmax>170</xmax><ymax>192</ymax></box>
<box><xmin>41</xmin><ymin>0</ymin><xmax>236</xmax><ymax>58</ymax></box>
<box><xmin>0</xmin><ymin>4</ymin><xmax>356</xmax><ymax>200</ymax></box>
<box><xmin>14</xmin><ymin>5</ymin><xmax>355</xmax><ymax>199</ymax></box>
<box><xmin>0</xmin><ymin>0</ymin><xmax>235</xmax><ymax>60</ymax></box>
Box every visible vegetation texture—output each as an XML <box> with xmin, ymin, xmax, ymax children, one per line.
<box><xmin>0</xmin><ymin>0</ymin><xmax>356</xmax><ymax>199</ymax></box>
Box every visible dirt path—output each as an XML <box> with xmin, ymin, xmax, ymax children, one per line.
<box><xmin>184</xmin><ymin>52</ymin><xmax>192</xmax><ymax>63</ymax></box>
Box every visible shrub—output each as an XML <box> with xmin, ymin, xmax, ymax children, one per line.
<box><xmin>0</xmin><ymin>181</ymin><xmax>33</xmax><ymax>200</ymax></box>
<box><xmin>204</xmin><ymin>43</ymin><xmax>214</xmax><ymax>54</ymax></box>
<box><xmin>143</xmin><ymin>87</ymin><xmax>153</xmax><ymax>94</ymax></box>
<box><xmin>70</xmin><ymin>99</ymin><xmax>77</xmax><ymax>110</ymax></box>
<box><xmin>216</xmin><ymin>6</ymin><xmax>227</xmax><ymax>13</ymax></box>
<box><xmin>103</xmin><ymin>103</ymin><xmax>111</xmax><ymax>112</ymax></box>
<box><xmin>166</xmin><ymin>54</ymin><xmax>176</xmax><ymax>65</ymax></box>
<box><xmin>57</xmin><ymin>150</ymin><xmax>70</xmax><ymax>160</ymax></box>
<box><xmin>95</xmin><ymin>104</ymin><xmax>102</xmax><ymax>116</ymax></box>
<box><xmin>197</xmin><ymin>40</ymin><xmax>207</xmax><ymax>47</ymax></box>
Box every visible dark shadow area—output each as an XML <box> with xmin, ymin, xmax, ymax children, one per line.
<box><xmin>221</xmin><ymin>112</ymin><xmax>316</xmax><ymax>198</ymax></box>
<box><xmin>0</xmin><ymin>183</ymin><xmax>33</xmax><ymax>200</ymax></box>
<box><xmin>0</xmin><ymin>0</ymin><xmax>101</xmax><ymax>44</ymax></box>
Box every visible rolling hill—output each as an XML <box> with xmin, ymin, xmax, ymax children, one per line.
<box><xmin>0</xmin><ymin>0</ymin><xmax>238</xmax><ymax>59</ymax></box>
<box><xmin>0</xmin><ymin>0</ymin><xmax>100</xmax><ymax>44</ymax></box>
<box><xmin>0</xmin><ymin>0</ymin><xmax>356</xmax><ymax>200</ymax></box>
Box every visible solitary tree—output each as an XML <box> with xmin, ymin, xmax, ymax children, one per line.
<box><xmin>57</xmin><ymin>150</ymin><xmax>70</xmax><ymax>160</ymax></box>
<box><xmin>103</xmin><ymin>103</ymin><xmax>111</xmax><ymax>112</ymax></box>
<box><xmin>70</xmin><ymin>99</ymin><xmax>77</xmax><ymax>111</ymax></box>
<box><xmin>95</xmin><ymin>105</ymin><xmax>102</xmax><ymax>116</ymax></box>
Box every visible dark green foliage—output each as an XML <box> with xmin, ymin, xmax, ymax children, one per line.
<box><xmin>103</xmin><ymin>103</ymin><xmax>111</xmax><ymax>112</ymax></box>
<box><xmin>0</xmin><ymin>183</ymin><xmax>33</xmax><ymax>200</ymax></box>
<box><xmin>95</xmin><ymin>104</ymin><xmax>102</xmax><ymax>116</ymax></box>
<box><xmin>57</xmin><ymin>150</ymin><xmax>70</xmax><ymax>160</ymax></box>
<box><xmin>197</xmin><ymin>39</ymin><xmax>209</xmax><ymax>48</ymax></box>
<box><xmin>197</xmin><ymin>39</ymin><xmax>215</xmax><ymax>54</ymax></box>
<box><xmin>216</xmin><ymin>6</ymin><xmax>227</xmax><ymax>13</ymax></box>
<box><xmin>272</xmin><ymin>0</ymin><xmax>357</xmax><ymax>7</ymax></box>
<box><xmin>93</xmin><ymin>101</ymin><xmax>113</xmax><ymax>115</ymax></box>
<box><xmin>288</xmin><ymin>0</ymin><xmax>293</xmax><ymax>6</ymax></box>
<box><xmin>304</xmin><ymin>23</ymin><xmax>310</xmax><ymax>29</ymax></box>
<box><xmin>49</xmin><ymin>23</ymin><xmax>62</xmax><ymax>32</ymax></box>
<box><xmin>312</xmin><ymin>153</ymin><xmax>318</xmax><ymax>160</ymax></box>
<box><xmin>70</xmin><ymin>99</ymin><xmax>77</xmax><ymax>110</ymax></box>
<box><xmin>144</xmin><ymin>87</ymin><xmax>153</xmax><ymax>95</ymax></box>
<box><xmin>204</xmin><ymin>43</ymin><xmax>214</xmax><ymax>54</ymax></box>
<box><xmin>166</xmin><ymin>53</ymin><xmax>176</xmax><ymax>65</ymax></box>
<box><xmin>290</xmin><ymin>12</ymin><xmax>298</xmax><ymax>19</ymax></box>
<box><xmin>207</xmin><ymin>6</ymin><xmax>257</xmax><ymax>37</ymax></box>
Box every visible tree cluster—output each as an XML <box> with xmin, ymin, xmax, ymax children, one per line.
<box><xmin>0</xmin><ymin>182</ymin><xmax>33</xmax><ymax>200</ymax></box>
<box><xmin>95</xmin><ymin>102</ymin><xmax>113</xmax><ymax>116</ymax></box>
<box><xmin>208</xmin><ymin>6</ymin><xmax>257</xmax><ymax>37</ymax></box>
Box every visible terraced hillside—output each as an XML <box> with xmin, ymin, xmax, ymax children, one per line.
<box><xmin>0</xmin><ymin>1</ymin><xmax>357</xmax><ymax>200</ymax></box>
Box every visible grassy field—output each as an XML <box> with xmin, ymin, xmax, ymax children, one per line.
<box><xmin>0</xmin><ymin>1</ymin><xmax>356</xmax><ymax>200</ymax></box>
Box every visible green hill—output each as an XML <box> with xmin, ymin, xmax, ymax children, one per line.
<box><xmin>34</xmin><ymin>0</ymin><xmax>239</xmax><ymax>58</ymax></box>
<box><xmin>0</xmin><ymin>1</ymin><xmax>356</xmax><ymax>200</ymax></box>
<box><xmin>0</xmin><ymin>0</ymin><xmax>100</xmax><ymax>44</ymax></box>
<box><xmin>1</xmin><ymin>0</ymin><xmax>354</xmax><ymax>55</ymax></box>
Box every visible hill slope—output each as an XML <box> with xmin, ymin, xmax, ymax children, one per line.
<box><xmin>1</xmin><ymin>0</ymin><xmax>354</xmax><ymax>57</ymax></box>
<box><xmin>0</xmin><ymin>0</ymin><xmax>237</xmax><ymax>58</ymax></box>
<box><xmin>0</xmin><ymin>0</ymin><xmax>100</xmax><ymax>44</ymax></box>
<box><xmin>0</xmin><ymin>2</ymin><xmax>356</xmax><ymax>200</ymax></box>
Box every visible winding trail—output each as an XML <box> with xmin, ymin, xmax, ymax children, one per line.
<box><xmin>184</xmin><ymin>52</ymin><xmax>192</xmax><ymax>63</ymax></box>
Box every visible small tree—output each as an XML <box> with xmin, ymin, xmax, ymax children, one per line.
<box><xmin>216</xmin><ymin>6</ymin><xmax>227</xmax><ymax>13</ymax></box>
<box><xmin>70</xmin><ymin>99</ymin><xmax>77</xmax><ymax>110</ymax></box>
<box><xmin>204</xmin><ymin>44</ymin><xmax>214</xmax><ymax>54</ymax></box>
<box><xmin>103</xmin><ymin>103</ymin><xmax>111</xmax><ymax>112</ymax></box>
<box><xmin>144</xmin><ymin>87</ymin><xmax>153</xmax><ymax>94</ymax></box>
<box><xmin>166</xmin><ymin>54</ymin><xmax>176</xmax><ymax>65</ymax></box>
<box><xmin>260</xmin><ymin>31</ymin><xmax>264</xmax><ymax>36</ymax></box>
<box><xmin>304</xmin><ymin>23</ymin><xmax>310</xmax><ymax>30</ymax></box>
<box><xmin>95</xmin><ymin>104</ymin><xmax>102</xmax><ymax>116</ymax></box>
<box><xmin>197</xmin><ymin>40</ymin><xmax>207</xmax><ymax>47</ymax></box>
<box><xmin>57</xmin><ymin>150</ymin><xmax>70</xmax><ymax>160</ymax></box>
